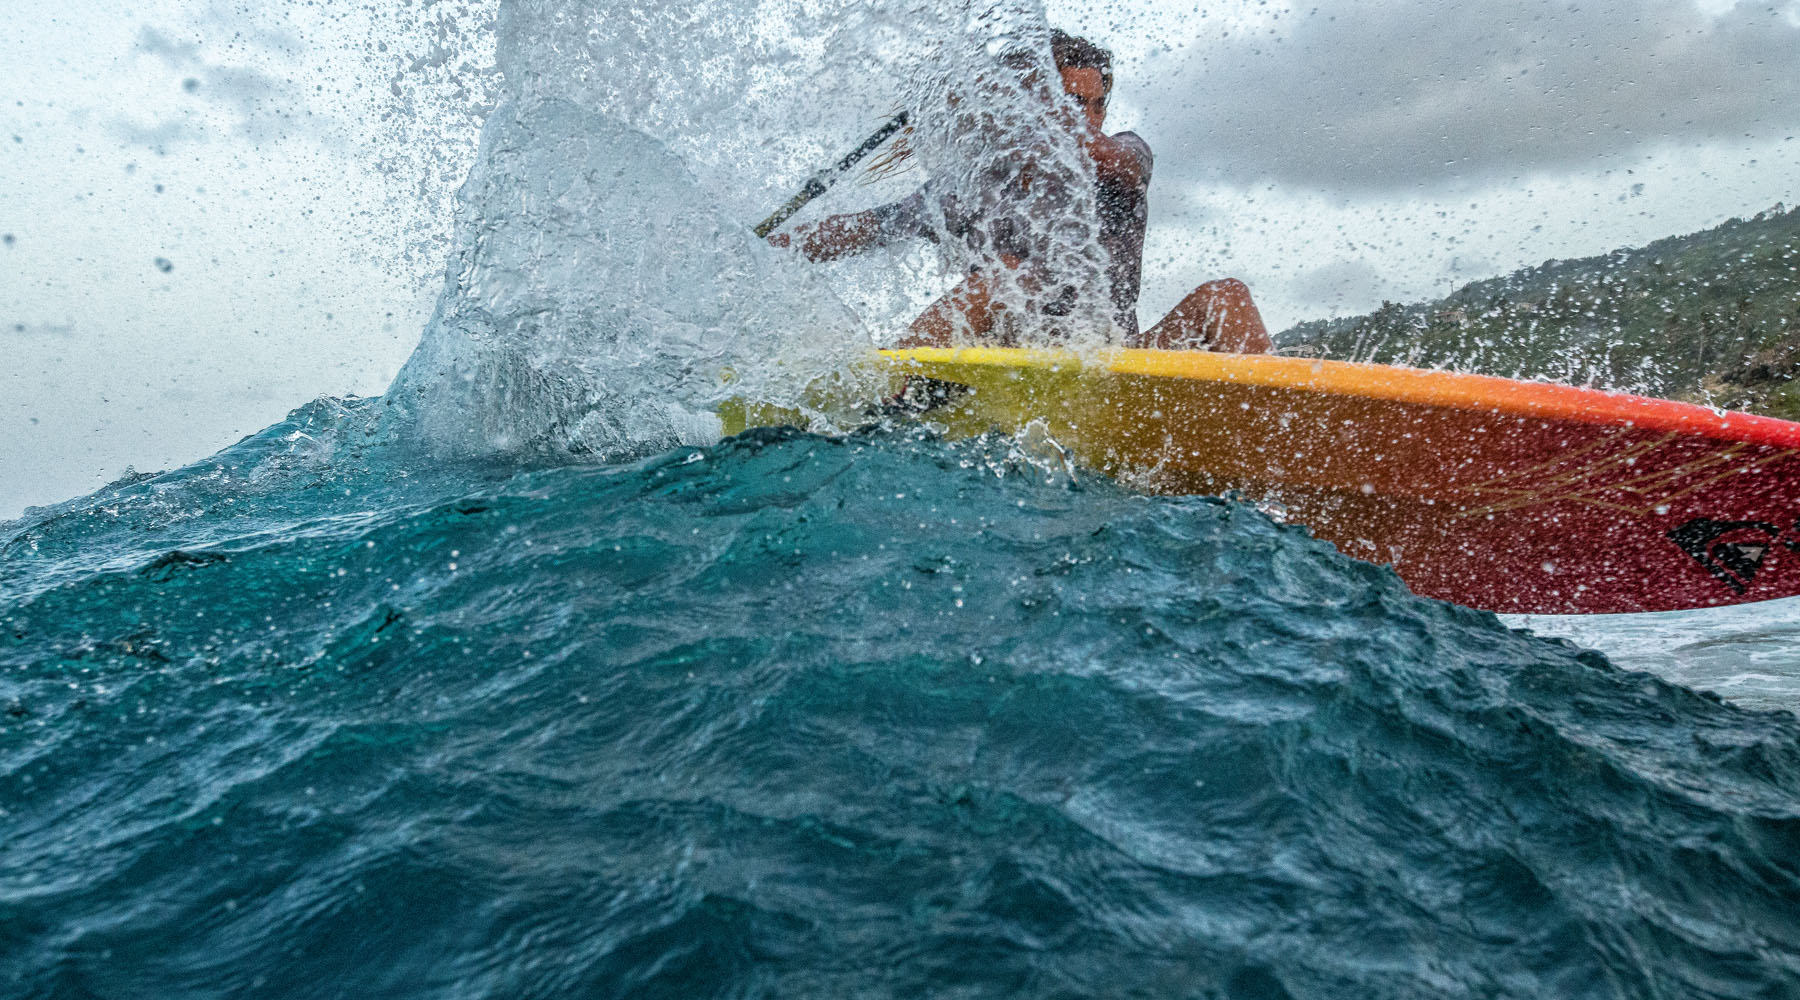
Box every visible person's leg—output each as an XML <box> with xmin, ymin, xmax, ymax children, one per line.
<box><xmin>1141</xmin><ymin>278</ymin><xmax>1272</xmax><ymax>354</ymax></box>
<box><xmin>899</xmin><ymin>269</ymin><xmax>1000</xmax><ymax>348</ymax></box>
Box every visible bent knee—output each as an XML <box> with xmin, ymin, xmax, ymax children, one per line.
<box><xmin>1177</xmin><ymin>278</ymin><xmax>1254</xmax><ymax>310</ymax></box>
<box><xmin>1199</xmin><ymin>278</ymin><xmax>1252</xmax><ymax>298</ymax></box>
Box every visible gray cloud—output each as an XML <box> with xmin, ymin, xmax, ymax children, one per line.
<box><xmin>117</xmin><ymin>23</ymin><xmax>337</xmax><ymax>149</ymax></box>
<box><xmin>134</xmin><ymin>25</ymin><xmax>202</xmax><ymax>64</ymax></box>
<box><xmin>6</xmin><ymin>322</ymin><xmax>76</xmax><ymax>338</ymax></box>
<box><xmin>111</xmin><ymin>117</ymin><xmax>195</xmax><ymax>152</ymax></box>
<box><xmin>1135</xmin><ymin>0</ymin><xmax>1800</xmax><ymax>193</ymax></box>
<box><xmin>1285</xmin><ymin>259</ymin><xmax>1396</xmax><ymax>312</ymax></box>
<box><xmin>199</xmin><ymin>4</ymin><xmax>304</xmax><ymax>56</ymax></box>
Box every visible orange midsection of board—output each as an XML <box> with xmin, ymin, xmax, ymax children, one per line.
<box><xmin>882</xmin><ymin>347</ymin><xmax>1710</xmax><ymax>502</ymax></box>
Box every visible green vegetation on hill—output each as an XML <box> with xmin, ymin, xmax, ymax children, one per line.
<box><xmin>1277</xmin><ymin>205</ymin><xmax>1800</xmax><ymax>418</ymax></box>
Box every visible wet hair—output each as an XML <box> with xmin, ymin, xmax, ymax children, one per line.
<box><xmin>1050</xmin><ymin>29</ymin><xmax>1114</xmax><ymax>96</ymax></box>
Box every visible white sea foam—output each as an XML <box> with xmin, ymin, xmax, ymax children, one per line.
<box><xmin>1509</xmin><ymin>597</ymin><xmax>1800</xmax><ymax>712</ymax></box>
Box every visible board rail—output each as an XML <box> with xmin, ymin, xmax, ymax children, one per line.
<box><xmin>883</xmin><ymin>347</ymin><xmax>1800</xmax><ymax>452</ymax></box>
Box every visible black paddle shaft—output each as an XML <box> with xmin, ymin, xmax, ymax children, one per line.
<box><xmin>752</xmin><ymin>111</ymin><xmax>910</xmax><ymax>238</ymax></box>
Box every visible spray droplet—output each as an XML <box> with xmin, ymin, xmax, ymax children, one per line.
<box><xmin>154</xmin><ymin>257</ymin><xmax>174</xmax><ymax>273</ymax></box>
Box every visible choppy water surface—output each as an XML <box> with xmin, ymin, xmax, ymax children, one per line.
<box><xmin>4</xmin><ymin>406</ymin><xmax>1799</xmax><ymax>998</ymax></box>
<box><xmin>7</xmin><ymin>0</ymin><xmax>1800</xmax><ymax>994</ymax></box>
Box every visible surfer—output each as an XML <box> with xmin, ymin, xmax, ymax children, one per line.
<box><xmin>769</xmin><ymin>30</ymin><xmax>1273</xmax><ymax>354</ymax></box>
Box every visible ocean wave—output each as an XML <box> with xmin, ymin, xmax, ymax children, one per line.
<box><xmin>5</xmin><ymin>419</ymin><xmax>1797</xmax><ymax>998</ymax></box>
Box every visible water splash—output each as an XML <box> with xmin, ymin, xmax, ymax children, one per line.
<box><xmin>381</xmin><ymin>102</ymin><xmax>865</xmax><ymax>457</ymax></box>
<box><xmin>381</xmin><ymin>0</ymin><xmax>1112</xmax><ymax>459</ymax></box>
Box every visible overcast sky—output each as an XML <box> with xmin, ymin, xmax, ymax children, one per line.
<box><xmin>2</xmin><ymin>1</ymin><xmax>494</xmax><ymax>517</ymax></box>
<box><xmin>5</xmin><ymin>0</ymin><xmax>1800</xmax><ymax>518</ymax></box>
<box><xmin>1077</xmin><ymin>0</ymin><xmax>1800</xmax><ymax>318</ymax></box>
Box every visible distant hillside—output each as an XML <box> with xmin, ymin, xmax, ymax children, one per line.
<box><xmin>1277</xmin><ymin>205</ymin><xmax>1800</xmax><ymax>418</ymax></box>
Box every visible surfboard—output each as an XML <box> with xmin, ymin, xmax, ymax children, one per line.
<box><xmin>729</xmin><ymin>346</ymin><xmax>1800</xmax><ymax>615</ymax></box>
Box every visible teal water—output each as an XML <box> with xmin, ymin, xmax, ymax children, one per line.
<box><xmin>4</xmin><ymin>398</ymin><xmax>1798</xmax><ymax>998</ymax></box>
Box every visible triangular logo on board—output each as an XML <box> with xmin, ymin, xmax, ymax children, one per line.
<box><xmin>1667</xmin><ymin>518</ymin><xmax>1781</xmax><ymax>594</ymax></box>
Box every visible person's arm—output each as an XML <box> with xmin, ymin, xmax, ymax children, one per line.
<box><xmin>769</xmin><ymin>190</ymin><xmax>932</xmax><ymax>262</ymax></box>
<box><xmin>768</xmin><ymin>209</ymin><xmax>879</xmax><ymax>261</ymax></box>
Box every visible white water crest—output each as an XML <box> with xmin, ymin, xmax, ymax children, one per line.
<box><xmin>382</xmin><ymin>0</ymin><xmax>1111</xmax><ymax>458</ymax></box>
<box><xmin>1511</xmin><ymin>597</ymin><xmax>1800</xmax><ymax>714</ymax></box>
